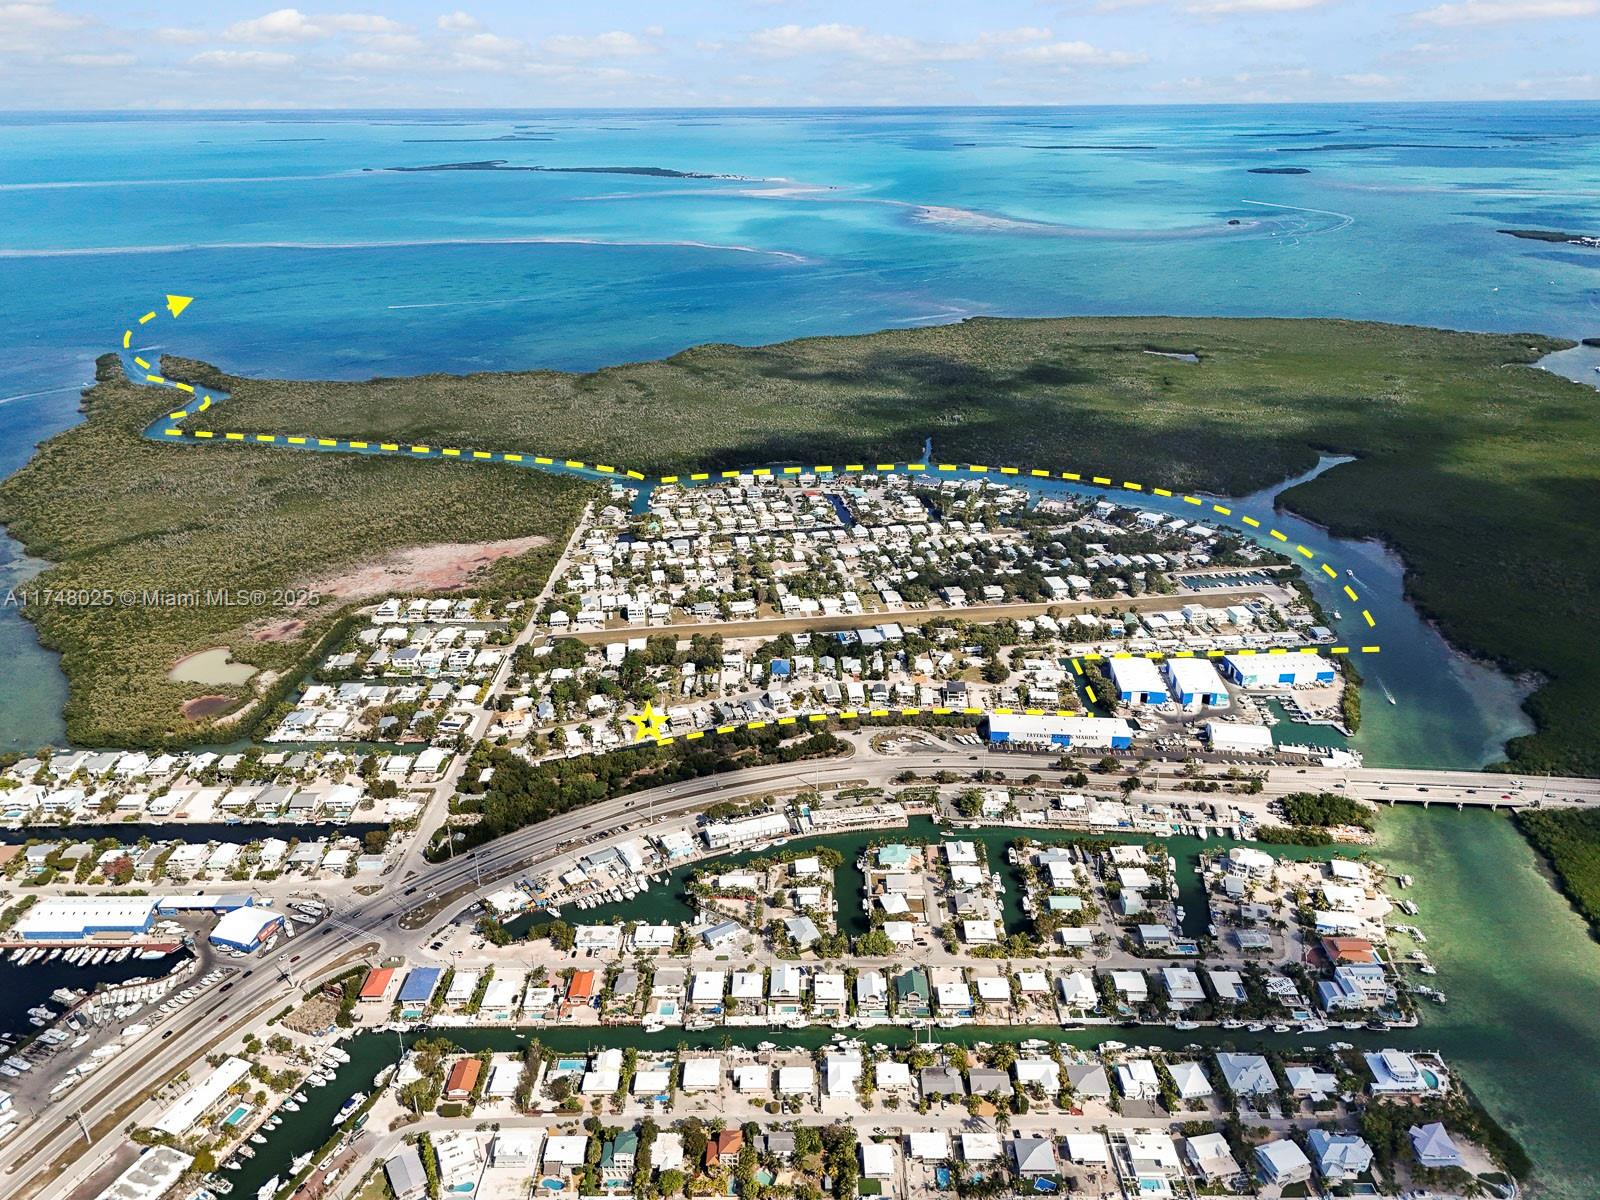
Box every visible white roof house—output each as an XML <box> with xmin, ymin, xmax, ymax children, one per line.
<box><xmin>680</xmin><ymin>1057</ymin><xmax>722</xmax><ymax>1092</ymax></box>
<box><xmin>1216</xmin><ymin>1052</ymin><xmax>1277</xmax><ymax>1096</ymax></box>
<box><xmin>961</xmin><ymin>1133</ymin><xmax>1001</xmax><ymax>1162</ymax></box>
<box><xmin>907</xmin><ymin>1131</ymin><xmax>951</xmax><ymax>1161</ymax></box>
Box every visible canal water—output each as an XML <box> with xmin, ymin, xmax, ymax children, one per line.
<box><xmin>0</xmin><ymin>946</ymin><xmax>192</xmax><ymax>1047</ymax></box>
<box><xmin>509</xmin><ymin>816</ymin><xmax>1341</xmax><ymax>943</ymax></box>
<box><xmin>235</xmin><ymin>808</ymin><xmax>1600</xmax><ymax>1200</ymax></box>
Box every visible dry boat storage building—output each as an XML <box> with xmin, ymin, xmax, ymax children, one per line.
<box><xmin>1107</xmin><ymin>658</ymin><xmax>1169</xmax><ymax>706</ymax></box>
<box><xmin>14</xmin><ymin>897</ymin><xmax>159</xmax><ymax>941</ymax></box>
<box><xmin>1163</xmin><ymin>658</ymin><xmax>1229</xmax><ymax>707</ymax></box>
<box><xmin>208</xmin><ymin>906</ymin><xmax>285</xmax><ymax>953</ymax></box>
<box><xmin>1220</xmin><ymin>653</ymin><xmax>1334</xmax><ymax>688</ymax></box>
<box><xmin>983</xmin><ymin>714</ymin><xmax>1134</xmax><ymax>750</ymax></box>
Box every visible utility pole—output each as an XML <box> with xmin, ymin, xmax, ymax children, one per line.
<box><xmin>71</xmin><ymin>1109</ymin><xmax>90</xmax><ymax>1145</ymax></box>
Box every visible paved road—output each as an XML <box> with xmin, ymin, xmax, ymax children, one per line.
<box><xmin>11</xmin><ymin>732</ymin><xmax>1598</xmax><ymax>1199</ymax></box>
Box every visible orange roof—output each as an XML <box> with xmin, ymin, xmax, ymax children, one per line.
<box><xmin>1322</xmin><ymin>936</ymin><xmax>1377</xmax><ymax>964</ymax></box>
<box><xmin>708</xmin><ymin>1129</ymin><xmax>744</xmax><ymax>1164</ymax></box>
<box><xmin>567</xmin><ymin>970</ymin><xmax>597</xmax><ymax>1001</ymax></box>
<box><xmin>445</xmin><ymin>1057</ymin><xmax>482</xmax><ymax>1097</ymax></box>
<box><xmin>358</xmin><ymin>967</ymin><xmax>395</xmax><ymax>999</ymax></box>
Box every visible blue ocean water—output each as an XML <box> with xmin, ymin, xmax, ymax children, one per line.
<box><xmin>2</xmin><ymin>104</ymin><xmax>1599</xmax><ymax>754</ymax></box>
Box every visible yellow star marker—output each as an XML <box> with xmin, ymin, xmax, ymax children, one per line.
<box><xmin>627</xmin><ymin>700</ymin><xmax>670</xmax><ymax>743</ymax></box>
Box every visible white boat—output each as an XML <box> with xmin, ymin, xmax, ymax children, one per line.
<box><xmin>334</xmin><ymin>1092</ymin><xmax>365</xmax><ymax>1123</ymax></box>
<box><xmin>281</xmin><ymin>1101</ymin><xmax>300</xmax><ymax>1113</ymax></box>
<box><xmin>256</xmin><ymin>1176</ymin><xmax>281</xmax><ymax>1200</ymax></box>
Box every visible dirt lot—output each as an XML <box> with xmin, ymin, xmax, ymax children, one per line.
<box><xmin>299</xmin><ymin>534</ymin><xmax>551</xmax><ymax>601</ymax></box>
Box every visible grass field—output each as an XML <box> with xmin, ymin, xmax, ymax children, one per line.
<box><xmin>0</xmin><ymin>356</ymin><xmax>594</xmax><ymax>747</ymax></box>
<box><xmin>4</xmin><ymin>316</ymin><xmax>1598</xmax><ymax>772</ymax></box>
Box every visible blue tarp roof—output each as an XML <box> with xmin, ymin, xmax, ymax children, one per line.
<box><xmin>397</xmin><ymin>966</ymin><xmax>443</xmax><ymax>1004</ymax></box>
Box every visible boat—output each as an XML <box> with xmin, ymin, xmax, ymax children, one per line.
<box><xmin>281</xmin><ymin>1101</ymin><xmax>299</xmax><ymax>1113</ymax></box>
<box><xmin>292</xmin><ymin>1091</ymin><xmax>308</xmax><ymax>1103</ymax></box>
<box><xmin>326</xmin><ymin>1046</ymin><xmax>351</xmax><ymax>1064</ymax></box>
<box><xmin>1171</xmin><ymin>1021</ymin><xmax>1199</xmax><ymax>1031</ymax></box>
<box><xmin>1246</xmin><ymin>1023</ymin><xmax>1267</xmax><ymax>1033</ymax></box>
<box><xmin>236</xmin><ymin>1146</ymin><xmax>255</xmax><ymax>1160</ymax></box>
<box><xmin>256</xmin><ymin>1176</ymin><xmax>281</xmax><ymax>1200</ymax></box>
<box><xmin>1271</xmin><ymin>1023</ymin><xmax>1292</xmax><ymax>1034</ymax></box>
<box><xmin>290</xmin><ymin>1153</ymin><xmax>313</xmax><ymax>1174</ymax></box>
<box><xmin>334</xmin><ymin>1092</ymin><xmax>365</xmax><ymax>1124</ymax></box>
<box><xmin>224</xmin><ymin>1163</ymin><xmax>242</xmax><ymax>1172</ymax></box>
<box><xmin>250</xmin><ymin>1133</ymin><xmax>268</xmax><ymax>1145</ymax></box>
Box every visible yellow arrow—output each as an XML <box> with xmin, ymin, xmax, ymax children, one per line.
<box><xmin>165</xmin><ymin>295</ymin><xmax>194</xmax><ymax>319</ymax></box>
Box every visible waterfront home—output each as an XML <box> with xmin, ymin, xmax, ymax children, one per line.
<box><xmin>681</xmin><ymin>1057</ymin><xmax>722</xmax><ymax>1093</ymax></box>
<box><xmin>1364</xmin><ymin>1049</ymin><xmax>1442</xmax><ymax>1096</ymax></box>
<box><xmin>856</xmin><ymin>969</ymin><xmax>889</xmax><ymax>1017</ymax></box>
<box><xmin>444</xmin><ymin>1057</ymin><xmax>481</xmax><ymax>1100</ymax></box>
<box><xmin>1065</xmin><ymin>1063</ymin><xmax>1112</xmax><ymax>1101</ymax></box>
<box><xmin>875</xmin><ymin>1061</ymin><xmax>912</xmax><ymax>1093</ymax></box>
<box><xmin>1410</xmin><ymin>1123</ymin><xmax>1463</xmax><ymax>1169</ymax></box>
<box><xmin>1162</xmin><ymin>966</ymin><xmax>1205</xmax><ymax>1008</ymax></box>
<box><xmin>812</xmin><ymin>971</ymin><xmax>847</xmax><ymax>1017</ymax></box>
<box><xmin>1254</xmin><ymin>1139</ymin><xmax>1312</xmax><ymax>1187</ymax></box>
<box><xmin>1306</xmin><ymin>1130</ymin><xmax>1374</xmax><ymax>1182</ymax></box>
<box><xmin>968</xmin><ymin>1068</ymin><xmax>1010</xmax><ymax>1099</ymax></box>
<box><xmin>1057</xmin><ymin>971</ymin><xmax>1099</xmax><ymax>1013</ymax></box>
<box><xmin>894</xmin><ymin>968</ymin><xmax>931</xmax><ymax>1017</ymax></box>
<box><xmin>920</xmin><ymin>1067</ymin><xmax>966</xmax><ymax>1100</ymax></box>
<box><xmin>1168</xmin><ymin>1061</ymin><xmax>1212</xmax><ymax>1101</ymax></box>
<box><xmin>778</xmin><ymin>1065</ymin><xmax>815</xmax><ymax>1097</ymax></box>
<box><xmin>1111</xmin><ymin>970</ymin><xmax>1149</xmax><ymax>1004</ymax></box>
<box><xmin>907</xmin><ymin>1131</ymin><xmax>951</xmax><ymax>1162</ymax></box>
<box><xmin>690</xmin><ymin>970</ymin><xmax>726</xmax><ymax>1008</ymax></box>
<box><xmin>542</xmin><ymin>1135</ymin><xmax>588</xmax><ymax>1175</ymax></box>
<box><xmin>824</xmin><ymin>1052</ymin><xmax>862</xmax><ymax>1098</ymax></box>
<box><xmin>1215</xmin><ymin>1052</ymin><xmax>1277</xmax><ymax>1097</ymax></box>
<box><xmin>1117</xmin><ymin>1059</ymin><xmax>1161</xmax><ymax>1101</ymax></box>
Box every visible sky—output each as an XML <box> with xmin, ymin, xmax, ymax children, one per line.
<box><xmin>0</xmin><ymin>0</ymin><xmax>1596</xmax><ymax>108</ymax></box>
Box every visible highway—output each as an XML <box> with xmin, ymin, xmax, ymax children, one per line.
<box><xmin>10</xmin><ymin>729</ymin><xmax>1599</xmax><ymax>1199</ymax></box>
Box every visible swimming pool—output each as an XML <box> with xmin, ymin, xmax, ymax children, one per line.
<box><xmin>222</xmin><ymin>1105</ymin><xmax>251</xmax><ymax>1128</ymax></box>
<box><xmin>539</xmin><ymin>1179</ymin><xmax>565</xmax><ymax>1191</ymax></box>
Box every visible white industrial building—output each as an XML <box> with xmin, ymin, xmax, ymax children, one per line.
<box><xmin>983</xmin><ymin>714</ymin><xmax>1133</xmax><ymax>749</ymax></box>
<box><xmin>1205</xmin><ymin>721</ymin><xmax>1274</xmax><ymax>753</ymax></box>
<box><xmin>208</xmin><ymin>906</ymin><xmax>285</xmax><ymax>953</ymax></box>
<box><xmin>1164</xmin><ymin>657</ymin><xmax>1229</xmax><ymax>707</ymax></box>
<box><xmin>14</xmin><ymin>897</ymin><xmax>157</xmax><ymax>941</ymax></box>
<box><xmin>1220</xmin><ymin>652</ymin><xmax>1335</xmax><ymax>688</ymax></box>
<box><xmin>1108</xmin><ymin>657</ymin><xmax>1170</xmax><ymax>705</ymax></box>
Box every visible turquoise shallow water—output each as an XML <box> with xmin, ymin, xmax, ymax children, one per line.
<box><xmin>4</xmin><ymin>105</ymin><xmax>1600</xmax><ymax>1198</ymax></box>
<box><xmin>6</xmin><ymin>103</ymin><xmax>1597</xmax><ymax>755</ymax></box>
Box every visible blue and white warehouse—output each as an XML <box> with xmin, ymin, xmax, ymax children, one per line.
<box><xmin>1107</xmin><ymin>657</ymin><xmax>1169</xmax><ymax>705</ymax></box>
<box><xmin>1220</xmin><ymin>653</ymin><xmax>1335</xmax><ymax>688</ymax></box>
<box><xmin>208</xmin><ymin>906</ymin><xmax>285</xmax><ymax>953</ymax></box>
<box><xmin>1164</xmin><ymin>658</ymin><xmax>1230</xmax><ymax>707</ymax></box>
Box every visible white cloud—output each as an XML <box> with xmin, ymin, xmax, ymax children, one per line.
<box><xmin>436</xmin><ymin>10</ymin><xmax>480</xmax><ymax>31</ymax></box>
<box><xmin>323</xmin><ymin>13</ymin><xmax>404</xmax><ymax>34</ymax></box>
<box><xmin>1339</xmin><ymin>71</ymin><xmax>1397</xmax><ymax>86</ymax></box>
<box><xmin>1412</xmin><ymin>0</ymin><xmax>1598</xmax><ymax>23</ymax></box>
<box><xmin>455</xmin><ymin>31</ymin><xmax>523</xmax><ymax>55</ymax></box>
<box><xmin>191</xmin><ymin>48</ymin><xmax>298</xmax><ymax>66</ymax></box>
<box><xmin>746</xmin><ymin>22</ymin><xmax>1139</xmax><ymax>66</ymax></box>
<box><xmin>226</xmin><ymin>8</ymin><xmax>324</xmax><ymax>41</ymax></box>
<box><xmin>0</xmin><ymin>1</ymin><xmax>82</xmax><ymax>34</ymax></box>
<box><xmin>541</xmin><ymin>31</ymin><xmax>660</xmax><ymax>59</ymax></box>
<box><xmin>153</xmin><ymin>26</ymin><xmax>210</xmax><ymax>44</ymax></box>
<box><xmin>1009</xmin><ymin>39</ymin><xmax>1147</xmax><ymax>64</ymax></box>
<box><xmin>1186</xmin><ymin>0</ymin><xmax>1328</xmax><ymax>11</ymax></box>
<box><xmin>56</xmin><ymin>52</ymin><xmax>136</xmax><ymax>66</ymax></box>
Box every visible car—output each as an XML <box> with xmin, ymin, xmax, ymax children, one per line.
<box><xmin>220</xmin><ymin>983</ymin><xmax>234</xmax><ymax>993</ymax></box>
<box><xmin>290</xmin><ymin>954</ymin><xmax>302</xmax><ymax>963</ymax></box>
<box><xmin>161</xmin><ymin>1030</ymin><xmax>174</xmax><ymax>1040</ymax></box>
